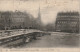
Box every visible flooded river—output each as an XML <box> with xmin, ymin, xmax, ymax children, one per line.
<box><xmin>14</xmin><ymin>32</ymin><xmax>80</xmax><ymax>48</ymax></box>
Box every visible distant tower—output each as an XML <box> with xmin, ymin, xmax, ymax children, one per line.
<box><xmin>37</xmin><ymin>5</ymin><xmax>42</xmax><ymax>24</ymax></box>
<box><xmin>36</xmin><ymin>5</ymin><xmax>43</xmax><ymax>30</ymax></box>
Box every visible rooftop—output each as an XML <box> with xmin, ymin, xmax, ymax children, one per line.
<box><xmin>57</xmin><ymin>12</ymin><xmax>79</xmax><ymax>16</ymax></box>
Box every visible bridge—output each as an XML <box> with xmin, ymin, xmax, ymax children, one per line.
<box><xmin>0</xmin><ymin>29</ymin><xmax>51</xmax><ymax>47</ymax></box>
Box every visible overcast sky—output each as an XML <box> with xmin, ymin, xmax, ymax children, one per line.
<box><xmin>0</xmin><ymin>0</ymin><xmax>79</xmax><ymax>24</ymax></box>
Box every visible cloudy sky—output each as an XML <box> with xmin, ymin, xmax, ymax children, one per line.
<box><xmin>0</xmin><ymin>0</ymin><xmax>79</xmax><ymax>24</ymax></box>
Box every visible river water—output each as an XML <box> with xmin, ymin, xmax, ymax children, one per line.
<box><xmin>15</xmin><ymin>32</ymin><xmax>80</xmax><ymax>48</ymax></box>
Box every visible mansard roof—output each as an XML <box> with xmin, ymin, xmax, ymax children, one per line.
<box><xmin>57</xmin><ymin>11</ymin><xmax>79</xmax><ymax>16</ymax></box>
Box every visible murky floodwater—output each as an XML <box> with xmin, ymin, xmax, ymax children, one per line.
<box><xmin>12</xmin><ymin>33</ymin><xmax>80</xmax><ymax>48</ymax></box>
<box><xmin>6</xmin><ymin>32</ymin><xmax>80</xmax><ymax>48</ymax></box>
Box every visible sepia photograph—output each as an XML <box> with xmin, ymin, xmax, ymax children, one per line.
<box><xmin>0</xmin><ymin>0</ymin><xmax>80</xmax><ymax>51</ymax></box>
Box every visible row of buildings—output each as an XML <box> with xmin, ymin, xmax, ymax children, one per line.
<box><xmin>0</xmin><ymin>9</ymin><xmax>79</xmax><ymax>33</ymax></box>
<box><xmin>0</xmin><ymin>6</ymin><xmax>42</xmax><ymax>30</ymax></box>
<box><xmin>55</xmin><ymin>12</ymin><xmax>79</xmax><ymax>33</ymax></box>
<box><xmin>0</xmin><ymin>11</ymin><xmax>36</xmax><ymax>30</ymax></box>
